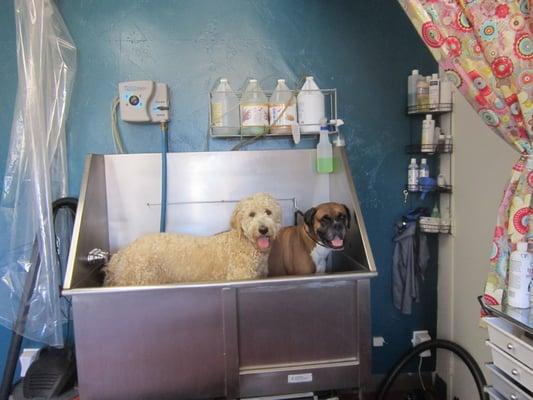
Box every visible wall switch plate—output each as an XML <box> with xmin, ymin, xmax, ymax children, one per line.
<box><xmin>372</xmin><ymin>336</ymin><xmax>386</xmax><ymax>347</ymax></box>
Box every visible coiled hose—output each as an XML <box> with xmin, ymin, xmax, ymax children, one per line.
<box><xmin>377</xmin><ymin>339</ymin><xmax>488</xmax><ymax>400</ymax></box>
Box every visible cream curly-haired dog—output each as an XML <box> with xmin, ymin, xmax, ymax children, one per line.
<box><xmin>104</xmin><ymin>193</ymin><xmax>282</xmax><ymax>286</ymax></box>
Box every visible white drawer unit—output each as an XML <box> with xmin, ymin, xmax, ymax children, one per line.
<box><xmin>486</xmin><ymin>363</ymin><xmax>533</xmax><ymax>400</ymax></box>
<box><xmin>487</xmin><ymin>341</ymin><xmax>533</xmax><ymax>393</ymax></box>
<box><xmin>486</xmin><ymin>317</ymin><xmax>533</xmax><ymax>367</ymax></box>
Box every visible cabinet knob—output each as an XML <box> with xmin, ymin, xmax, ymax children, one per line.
<box><xmin>507</xmin><ymin>343</ymin><xmax>515</xmax><ymax>350</ymax></box>
<box><xmin>511</xmin><ymin>368</ymin><xmax>519</xmax><ymax>376</ymax></box>
<box><xmin>510</xmin><ymin>394</ymin><xmax>518</xmax><ymax>400</ymax></box>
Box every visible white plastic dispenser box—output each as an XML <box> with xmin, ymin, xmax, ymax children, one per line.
<box><xmin>118</xmin><ymin>80</ymin><xmax>169</xmax><ymax>123</ymax></box>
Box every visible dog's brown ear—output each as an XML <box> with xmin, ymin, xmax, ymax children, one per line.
<box><xmin>304</xmin><ymin>207</ymin><xmax>316</xmax><ymax>228</ymax></box>
<box><xmin>343</xmin><ymin>204</ymin><xmax>352</xmax><ymax>229</ymax></box>
<box><xmin>230</xmin><ymin>202</ymin><xmax>242</xmax><ymax>232</ymax></box>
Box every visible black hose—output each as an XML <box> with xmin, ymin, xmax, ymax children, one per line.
<box><xmin>376</xmin><ymin>339</ymin><xmax>487</xmax><ymax>400</ymax></box>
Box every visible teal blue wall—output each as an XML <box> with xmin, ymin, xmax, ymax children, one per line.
<box><xmin>0</xmin><ymin>0</ymin><xmax>437</xmax><ymax>378</ymax></box>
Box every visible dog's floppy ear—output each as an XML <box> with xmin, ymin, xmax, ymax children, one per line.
<box><xmin>343</xmin><ymin>204</ymin><xmax>352</xmax><ymax>229</ymax></box>
<box><xmin>230</xmin><ymin>202</ymin><xmax>243</xmax><ymax>233</ymax></box>
<box><xmin>304</xmin><ymin>207</ymin><xmax>317</xmax><ymax>228</ymax></box>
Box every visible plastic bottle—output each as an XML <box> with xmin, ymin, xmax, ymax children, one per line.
<box><xmin>210</xmin><ymin>78</ymin><xmax>240</xmax><ymax>136</ymax></box>
<box><xmin>440</xmin><ymin>78</ymin><xmax>453</xmax><ymax>107</ymax></box>
<box><xmin>297</xmin><ymin>76</ymin><xmax>325</xmax><ymax>133</ymax></box>
<box><xmin>419</xmin><ymin>158</ymin><xmax>430</xmax><ymax>179</ymax></box>
<box><xmin>421</xmin><ymin>115</ymin><xmax>435</xmax><ymax>153</ymax></box>
<box><xmin>508</xmin><ymin>242</ymin><xmax>532</xmax><ymax>308</ymax></box>
<box><xmin>316</xmin><ymin>120</ymin><xmax>333</xmax><ymax>173</ymax></box>
<box><xmin>429</xmin><ymin>73</ymin><xmax>440</xmax><ymax>110</ymax></box>
<box><xmin>438</xmin><ymin>130</ymin><xmax>446</xmax><ymax>146</ymax></box>
<box><xmin>408</xmin><ymin>69</ymin><xmax>423</xmax><ymax>110</ymax></box>
<box><xmin>240</xmin><ymin>79</ymin><xmax>269</xmax><ymax>136</ymax></box>
<box><xmin>269</xmin><ymin>79</ymin><xmax>297</xmax><ymax>135</ymax></box>
<box><xmin>408</xmin><ymin>158</ymin><xmax>419</xmax><ymax>192</ymax></box>
<box><xmin>431</xmin><ymin>203</ymin><xmax>440</xmax><ymax>218</ymax></box>
<box><xmin>416</xmin><ymin>76</ymin><xmax>429</xmax><ymax>110</ymax></box>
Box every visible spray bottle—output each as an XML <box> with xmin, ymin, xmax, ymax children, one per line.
<box><xmin>317</xmin><ymin>119</ymin><xmax>333</xmax><ymax>173</ymax></box>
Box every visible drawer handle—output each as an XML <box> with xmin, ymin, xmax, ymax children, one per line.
<box><xmin>510</xmin><ymin>394</ymin><xmax>518</xmax><ymax>400</ymax></box>
<box><xmin>511</xmin><ymin>368</ymin><xmax>519</xmax><ymax>376</ymax></box>
<box><xmin>507</xmin><ymin>343</ymin><xmax>515</xmax><ymax>350</ymax></box>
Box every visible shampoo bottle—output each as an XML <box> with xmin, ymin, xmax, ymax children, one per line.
<box><xmin>211</xmin><ymin>78</ymin><xmax>240</xmax><ymax>136</ymax></box>
<box><xmin>408</xmin><ymin>69</ymin><xmax>423</xmax><ymax>110</ymax></box>
<box><xmin>408</xmin><ymin>158</ymin><xmax>419</xmax><ymax>192</ymax></box>
<box><xmin>297</xmin><ymin>76</ymin><xmax>325</xmax><ymax>133</ymax></box>
<box><xmin>416</xmin><ymin>76</ymin><xmax>430</xmax><ymax>110</ymax></box>
<box><xmin>317</xmin><ymin>120</ymin><xmax>333</xmax><ymax>173</ymax></box>
<box><xmin>421</xmin><ymin>115</ymin><xmax>435</xmax><ymax>153</ymax></box>
<box><xmin>240</xmin><ymin>79</ymin><xmax>269</xmax><ymax>136</ymax></box>
<box><xmin>508</xmin><ymin>242</ymin><xmax>532</xmax><ymax>308</ymax></box>
<box><xmin>269</xmin><ymin>79</ymin><xmax>297</xmax><ymax>135</ymax></box>
<box><xmin>440</xmin><ymin>77</ymin><xmax>453</xmax><ymax>107</ymax></box>
<box><xmin>429</xmin><ymin>73</ymin><xmax>440</xmax><ymax>109</ymax></box>
<box><xmin>419</xmin><ymin>158</ymin><xmax>429</xmax><ymax>179</ymax></box>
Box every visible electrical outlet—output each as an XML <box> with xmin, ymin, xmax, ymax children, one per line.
<box><xmin>411</xmin><ymin>330</ymin><xmax>431</xmax><ymax>357</ymax></box>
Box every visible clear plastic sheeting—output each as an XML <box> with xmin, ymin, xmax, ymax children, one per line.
<box><xmin>0</xmin><ymin>0</ymin><xmax>76</xmax><ymax>346</ymax></box>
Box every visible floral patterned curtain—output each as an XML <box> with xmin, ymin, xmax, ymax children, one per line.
<box><xmin>399</xmin><ymin>0</ymin><xmax>532</xmax><ymax>310</ymax></box>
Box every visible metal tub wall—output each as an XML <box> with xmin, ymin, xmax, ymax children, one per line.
<box><xmin>63</xmin><ymin>148</ymin><xmax>377</xmax><ymax>399</ymax></box>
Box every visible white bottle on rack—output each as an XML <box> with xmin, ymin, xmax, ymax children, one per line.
<box><xmin>419</xmin><ymin>158</ymin><xmax>429</xmax><ymax>179</ymax></box>
<box><xmin>408</xmin><ymin>158</ymin><xmax>419</xmax><ymax>192</ymax></box>
<box><xmin>440</xmin><ymin>77</ymin><xmax>453</xmax><ymax>109</ymax></box>
<box><xmin>211</xmin><ymin>78</ymin><xmax>240</xmax><ymax>136</ymax></box>
<box><xmin>416</xmin><ymin>76</ymin><xmax>430</xmax><ymax>110</ymax></box>
<box><xmin>421</xmin><ymin>115</ymin><xmax>435</xmax><ymax>153</ymax></box>
<box><xmin>429</xmin><ymin>73</ymin><xmax>440</xmax><ymax>110</ymax></box>
<box><xmin>508</xmin><ymin>242</ymin><xmax>532</xmax><ymax>308</ymax></box>
<box><xmin>297</xmin><ymin>76</ymin><xmax>325</xmax><ymax>133</ymax></box>
<box><xmin>408</xmin><ymin>69</ymin><xmax>423</xmax><ymax>111</ymax></box>
<box><xmin>269</xmin><ymin>79</ymin><xmax>297</xmax><ymax>135</ymax></box>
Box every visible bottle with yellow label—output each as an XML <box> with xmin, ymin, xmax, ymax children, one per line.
<box><xmin>211</xmin><ymin>78</ymin><xmax>239</xmax><ymax>136</ymax></box>
<box><xmin>240</xmin><ymin>79</ymin><xmax>269</xmax><ymax>136</ymax></box>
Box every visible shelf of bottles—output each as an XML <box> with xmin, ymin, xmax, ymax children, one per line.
<box><xmin>208</xmin><ymin>89</ymin><xmax>337</xmax><ymax>138</ymax></box>
<box><xmin>407</xmin><ymin>102</ymin><xmax>452</xmax><ymax>115</ymax></box>
<box><xmin>405</xmin><ymin>144</ymin><xmax>453</xmax><ymax>154</ymax></box>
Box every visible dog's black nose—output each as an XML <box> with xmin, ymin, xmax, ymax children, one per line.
<box><xmin>259</xmin><ymin>226</ymin><xmax>269</xmax><ymax>235</ymax></box>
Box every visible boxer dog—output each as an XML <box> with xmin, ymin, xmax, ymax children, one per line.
<box><xmin>268</xmin><ymin>202</ymin><xmax>351</xmax><ymax>276</ymax></box>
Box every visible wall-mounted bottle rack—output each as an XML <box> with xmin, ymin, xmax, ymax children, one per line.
<box><xmin>208</xmin><ymin>88</ymin><xmax>337</xmax><ymax>138</ymax></box>
<box><xmin>406</xmin><ymin>102</ymin><xmax>453</xmax><ymax>235</ymax></box>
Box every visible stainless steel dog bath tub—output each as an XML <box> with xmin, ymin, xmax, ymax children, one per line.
<box><xmin>63</xmin><ymin>148</ymin><xmax>377</xmax><ymax>399</ymax></box>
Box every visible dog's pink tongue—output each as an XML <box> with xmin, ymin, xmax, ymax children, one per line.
<box><xmin>331</xmin><ymin>236</ymin><xmax>344</xmax><ymax>248</ymax></box>
<box><xmin>257</xmin><ymin>236</ymin><xmax>270</xmax><ymax>250</ymax></box>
